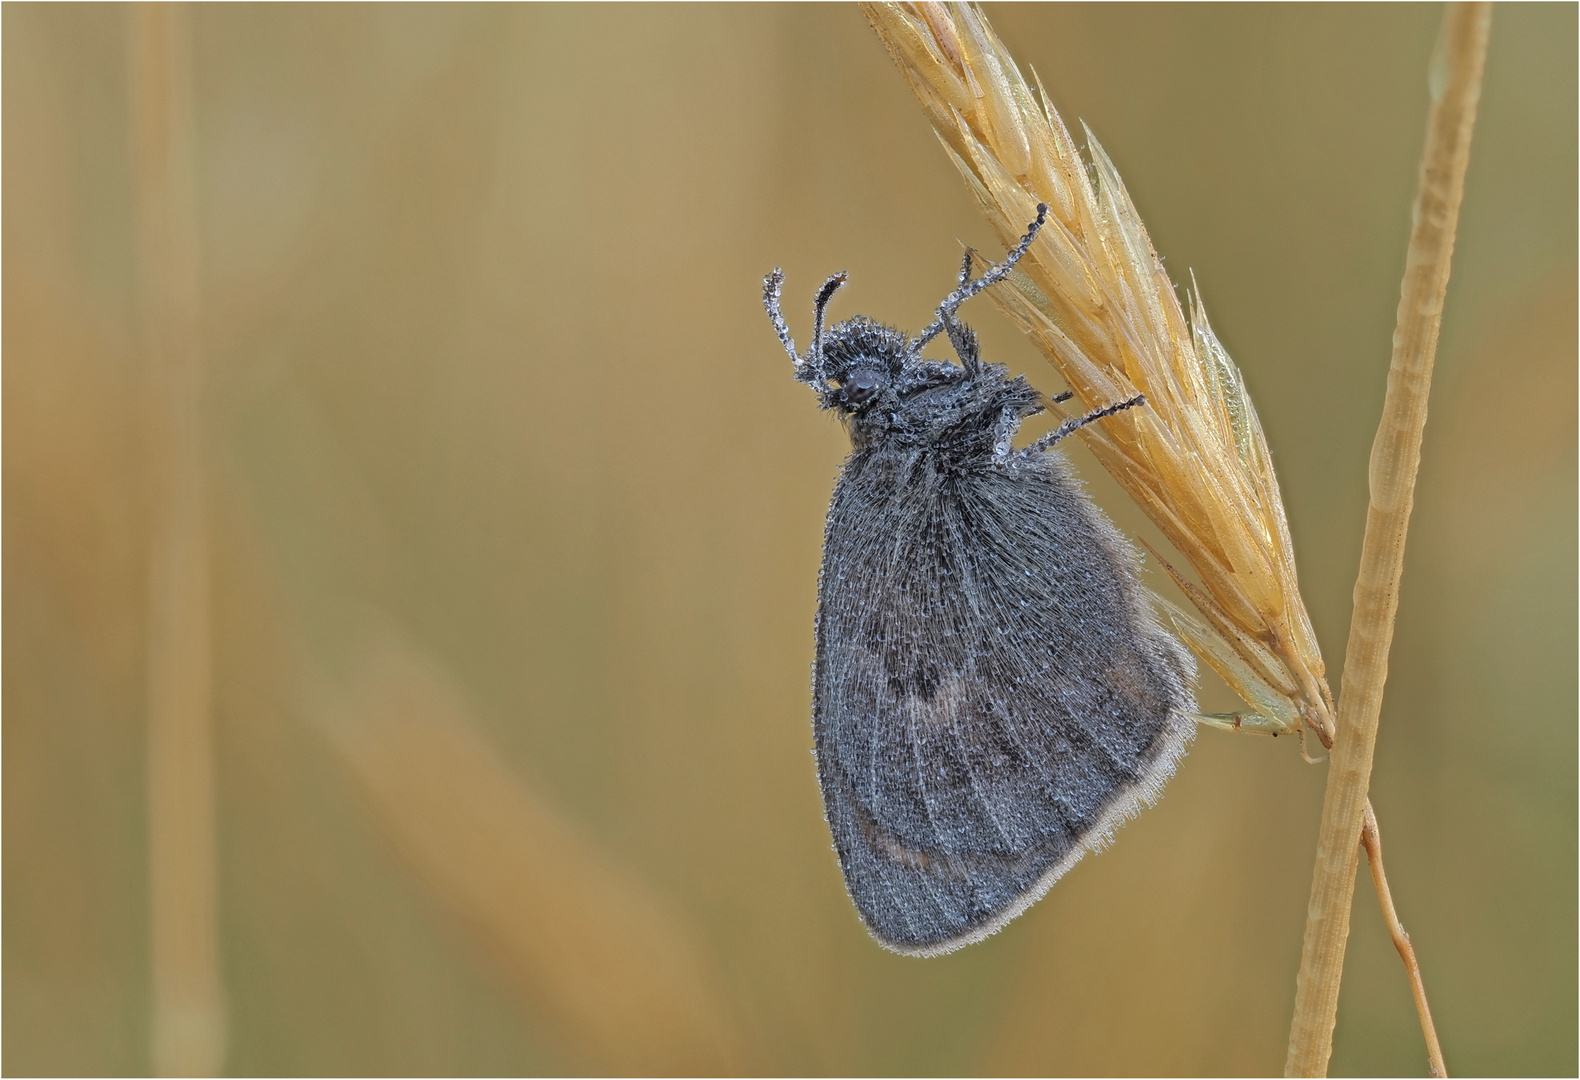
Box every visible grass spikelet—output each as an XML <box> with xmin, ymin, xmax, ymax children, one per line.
<box><xmin>862</xmin><ymin>1</ymin><xmax>1335</xmax><ymax>747</ymax></box>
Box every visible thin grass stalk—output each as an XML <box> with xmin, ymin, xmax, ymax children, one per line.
<box><xmin>130</xmin><ymin>3</ymin><xmax>226</xmax><ymax>1074</ymax></box>
<box><xmin>1361</xmin><ymin>806</ymin><xmax>1446</xmax><ymax>1076</ymax></box>
<box><xmin>1285</xmin><ymin>5</ymin><xmax>1490</xmax><ymax>1074</ymax></box>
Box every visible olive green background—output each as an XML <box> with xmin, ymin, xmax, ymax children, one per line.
<box><xmin>5</xmin><ymin>4</ymin><xmax>1574</xmax><ymax>1075</ymax></box>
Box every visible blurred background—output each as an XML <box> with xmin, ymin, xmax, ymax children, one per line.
<box><xmin>5</xmin><ymin>4</ymin><xmax>1574</xmax><ymax>1075</ymax></box>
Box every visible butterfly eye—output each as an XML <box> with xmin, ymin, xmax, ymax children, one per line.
<box><xmin>841</xmin><ymin>370</ymin><xmax>886</xmax><ymax>407</ymax></box>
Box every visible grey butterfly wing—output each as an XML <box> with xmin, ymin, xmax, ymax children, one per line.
<box><xmin>812</xmin><ymin>449</ymin><xmax>1195</xmax><ymax>955</ymax></box>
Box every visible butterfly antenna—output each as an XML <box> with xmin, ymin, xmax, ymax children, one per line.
<box><xmin>763</xmin><ymin>269</ymin><xmax>802</xmax><ymax>364</ymax></box>
<box><xmin>808</xmin><ymin>272</ymin><xmax>847</xmax><ymax>383</ymax></box>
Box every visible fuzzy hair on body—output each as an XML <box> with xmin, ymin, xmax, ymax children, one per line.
<box><xmin>764</xmin><ymin>208</ymin><xmax>1197</xmax><ymax>956</ymax></box>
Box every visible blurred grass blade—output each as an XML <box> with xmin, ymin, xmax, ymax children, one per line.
<box><xmin>130</xmin><ymin>4</ymin><xmax>227</xmax><ymax>1074</ymax></box>
<box><xmin>318</xmin><ymin>638</ymin><xmax>745</xmax><ymax>1075</ymax></box>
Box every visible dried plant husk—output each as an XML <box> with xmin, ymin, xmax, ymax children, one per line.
<box><xmin>862</xmin><ymin>1</ymin><xmax>1336</xmax><ymax>746</ymax></box>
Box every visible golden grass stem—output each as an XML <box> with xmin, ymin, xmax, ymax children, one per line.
<box><xmin>1284</xmin><ymin>5</ymin><xmax>1490</xmax><ymax>1074</ymax></box>
<box><xmin>130</xmin><ymin>4</ymin><xmax>226</xmax><ymax>1075</ymax></box>
<box><xmin>1361</xmin><ymin>802</ymin><xmax>1447</xmax><ymax>1077</ymax></box>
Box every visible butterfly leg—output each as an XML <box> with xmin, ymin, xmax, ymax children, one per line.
<box><xmin>1018</xmin><ymin>394</ymin><xmax>1146</xmax><ymax>458</ymax></box>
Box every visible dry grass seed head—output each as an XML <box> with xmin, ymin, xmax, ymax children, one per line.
<box><xmin>862</xmin><ymin>1</ymin><xmax>1337</xmax><ymax>746</ymax></box>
